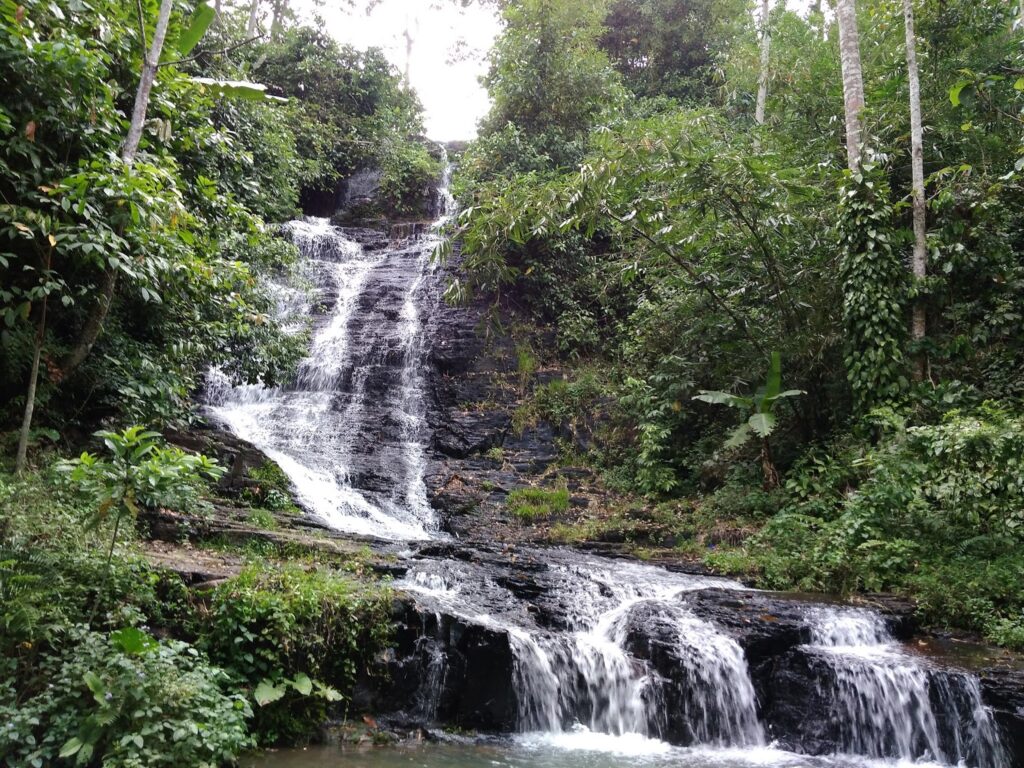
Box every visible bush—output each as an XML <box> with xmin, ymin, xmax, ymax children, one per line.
<box><xmin>0</xmin><ymin>627</ymin><xmax>251</xmax><ymax>768</ymax></box>
<box><xmin>197</xmin><ymin>563</ymin><xmax>392</xmax><ymax>745</ymax></box>
<box><xmin>752</xmin><ymin>404</ymin><xmax>1024</xmax><ymax>646</ymax></box>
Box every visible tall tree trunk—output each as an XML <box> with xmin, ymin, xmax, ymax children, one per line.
<box><xmin>836</xmin><ymin>0</ymin><xmax>866</xmax><ymax>172</ymax></box>
<box><xmin>755</xmin><ymin>0</ymin><xmax>771</xmax><ymax>126</ymax></box>
<box><xmin>60</xmin><ymin>0</ymin><xmax>174</xmax><ymax>379</ymax></box>
<box><xmin>247</xmin><ymin>0</ymin><xmax>259</xmax><ymax>38</ymax></box>
<box><xmin>271</xmin><ymin>0</ymin><xmax>286</xmax><ymax>40</ymax></box>
<box><xmin>904</xmin><ymin>0</ymin><xmax>928</xmax><ymax>381</ymax></box>
<box><xmin>15</xmin><ymin>288</ymin><xmax>48</xmax><ymax>474</ymax></box>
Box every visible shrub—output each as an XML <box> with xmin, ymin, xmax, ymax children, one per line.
<box><xmin>0</xmin><ymin>627</ymin><xmax>251</xmax><ymax>768</ymax></box>
<box><xmin>197</xmin><ymin>563</ymin><xmax>392</xmax><ymax>745</ymax></box>
<box><xmin>752</xmin><ymin>404</ymin><xmax>1024</xmax><ymax>646</ymax></box>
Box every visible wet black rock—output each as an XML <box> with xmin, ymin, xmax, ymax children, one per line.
<box><xmin>370</xmin><ymin>599</ymin><xmax>518</xmax><ymax>732</ymax></box>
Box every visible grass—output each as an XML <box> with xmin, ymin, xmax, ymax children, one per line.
<box><xmin>506</xmin><ymin>486</ymin><xmax>570</xmax><ymax>522</ymax></box>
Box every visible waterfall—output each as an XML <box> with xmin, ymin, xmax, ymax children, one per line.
<box><xmin>206</xmin><ymin>153</ymin><xmax>1010</xmax><ymax>767</ymax></box>
<box><xmin>805</xmin><ymin>607</ymin><xmax>1008</xmax><ymax>768</ymax></box>
<box><xmin>399</xmin><ymin>554</ymin><xmax>762</xmax><ymax>745</ymax></box>
<box><xmin>206</xmin><ymin>163</ymin><xmax>453</xmax><ymax>540</ymax></box>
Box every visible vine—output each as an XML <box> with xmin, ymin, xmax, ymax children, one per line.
<box><xmin>838</xmin><ymin>168</ymin><xmax>908</xmax><ymax>412</ymax></box>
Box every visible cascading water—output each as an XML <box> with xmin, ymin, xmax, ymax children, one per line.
<box><xmin>206</xmin><ymin>161</ymin><xmax>454</xmax><ymax>540</ymax></box>
<box><xmin>400</xmin><ymin>554</ymin><xmax>762</xmax><ymax>746</ymax></box>
<box><xmin>207</xmin><ymin>156</ymin><xmax>1011</xmax><ymax>768</ymax></box>
<box><xmin>804</xmin><ymin>607</ymin><xmax>1008</xmax><ymax>767</ymax></box>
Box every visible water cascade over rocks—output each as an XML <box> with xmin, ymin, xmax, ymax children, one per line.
<box><xmin>207</xmin><ymin>160</ymin><xmax>1015</xmax><ymax>768</ymax></box>
<box><xmin>803</xmin><ymin>607</ymin><xmax>1008</xmax><ymax>766</ymax></box>
<box><xmin>206</xmin><ymin>167</ymin><xmax>452</xmax><ymax>540</ymax></box>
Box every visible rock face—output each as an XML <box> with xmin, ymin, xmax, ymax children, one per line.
<box><xmin>368</xmin><ymin>599</ymin><xmax>518</xmax><ymax>732</ymax></box>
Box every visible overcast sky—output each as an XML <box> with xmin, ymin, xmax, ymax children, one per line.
<box><xmin>292</xmin><ymin>0</ymin><xmax>502</xmax><ymax>141</ymax></box>
<box><xmin>290</xmin><ymin>1</ymin><xmax>816</xmax><ymax>142</ymax></box>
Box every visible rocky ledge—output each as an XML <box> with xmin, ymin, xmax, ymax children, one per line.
<box><xmin>359</xmin><ymin>545</ymin><xmax>1024</xmax><ymax>763</ymax></box>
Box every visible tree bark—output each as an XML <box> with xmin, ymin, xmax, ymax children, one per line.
<box><xmin>836</xmin><ymin>0</ymin><xmax>866</xmax><ymax>172</ymax></box>
<box><xmin>247</xmin><ymin>0</ymin><xmax>259</xmax><ymax>37</ymax></box>
<box><xmin>755</xmin><ymin>0</ymin><xmax>771</xmax><ymax>126</ymax></box>
<box><xmin>904</xmin><ymin>0</ymin><xmax>928</xmax><ymax>381</ymax></box>
<box><xmin>60</xmin><ymin>0</ymin><xmax>174</xmax><ymax>378</ymax></box>
<box><xmin>123</xmin><ymin>0</ymin><xmax>174</xmax><ymax>164</ymax></box>
<box><xmin>15</xmin><ymin>293</ymin><xmax>48</xmax><ymax>474</ymax></box>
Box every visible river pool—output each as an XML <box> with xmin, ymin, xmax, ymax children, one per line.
<box><xmin>245</xmin><ymin>731</ymin><xmax>951</xmax><ymax>768</ymax></box>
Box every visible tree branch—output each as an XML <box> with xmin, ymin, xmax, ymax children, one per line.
<box><xmin>158</xmin><ymin>34</ymin><xmax>266</xmax><ymax>68</ymax></box>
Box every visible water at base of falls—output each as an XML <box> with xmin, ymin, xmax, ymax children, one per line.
<box><xmin>399</xmin><ymin>554</ymin><xmax>1009</xmax><ymax>768</ymax></box>
<box><xmin>402</xmin><ymin>555</ymin><xmax>764</xmax><ymax>746</ymax></box>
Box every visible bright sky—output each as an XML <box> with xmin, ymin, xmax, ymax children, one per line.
<box><xmin>290</xmin><ymin>0</ymin><xmax>818</xmax><ymax>142</ymax></box>
<box><xmin>293</xmin><ymin>0</ymin><xmax>502</xmax><ymax>142</ymax></box>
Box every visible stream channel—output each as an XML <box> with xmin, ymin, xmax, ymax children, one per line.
<box><xmin>208</xmin><ymin>164</ymin><xmax>1016</xmax><ymax>768</ymax></box>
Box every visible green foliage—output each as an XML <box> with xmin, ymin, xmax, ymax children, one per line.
<box><xmin>197</xmin><ymin>562</ymin><xmax>392</xmax><ymax>745</ymax></box>
<box><xmin>243</xmin><ymin>460</ymin><xmax>299</xmax><ymax>513</ymax></box>
<box><xmin>695</xmin><ymin>352</ymin><xmax>804</xmax><ymax>447</ymax></box>
<box><xmin>0</xmin><ymin>626</ymin><xmax>251</xmax><ymax>768</ymax></box>
<box><xmin>376</xmin><ymin>142</ymin><xmax>443</xmax><ymax>218</ymax></box>
<box><xmin>838</xmin><ymin>169</ymin><xmax>908</xmax><ymax>411</ymax></box>
<box><xmin>754</xmin><ymin>405</ymin><xmax>1024</xmax><ymax>646</ymax></box>
<box><xmin>61</xmin><ymin>427</ymin><xmax>224</xmax><ymax>527</ymax></box>
<box><xmin>600</xmin><ymin>0</ymin><xmax>747</xmax><ymax>101</ymax></box>
<box><xmin>506</xmin><ymin>486</ymin><xmax>570</xmax><ymax>522</ymax></box>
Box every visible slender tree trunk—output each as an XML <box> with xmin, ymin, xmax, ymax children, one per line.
<box><xmin>755</xmin><ymin>0</ymin><xmax>771</xmax><ymax>126</ymax></box>
<box><xmin>836</xmin><ymin>0</ymin><xmax>866</xmax><ymax>172</ymax></box>
<box><xmin>15</xmin><ymin>291</ymin><xmax>48</xmax><ymax>474</ymax></box>
<box><xmin>123</xmin><ymin>0</ymin><xmax>174</xmax><ymax>164</ymax></box>
<box><xmin>247</xmin><ymin>0</ymin><xmax>259</xmax><ymax>37</ymax></box>
<box><xmin>761</xmin><ymin>439</ymin><xmax>780</xmax><ymax>490</ymax></box>
<box><xmin>60</xmin><ymin>0</ymin><xmax>174</xmax><ymax>379</ymax></box>
<box><xmin>271</xmin><ymin>0</ymin><xmax>285</xmax><ymax>40</ymax></box>
<box><xmin>904</xmin><ymin>0</ymin><xmax>928</xmax><ymax>381</ymax></box>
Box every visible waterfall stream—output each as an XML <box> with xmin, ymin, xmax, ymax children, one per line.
<box><xmin>207</xmin><ymin>162</ymin><xmax>1010</xmax><ymax>768</ymax></box>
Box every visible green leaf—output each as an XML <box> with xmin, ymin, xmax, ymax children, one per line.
<box><xmin>724</xmin><ymin>423</ymin><xmax>753</xmax><ymax>449</ymax></box>
<box><xmin>289</xmin><ymin>673</ymin><xmax>313</xmax><ymax>696</ymax></box>
<box><xmin>59</xmin><ymin>738</ymin><xmax>84</xmax><ymax>758</ymax></box>
<box><xmin>190</xmin><ymin>77</ymin><xmax>289</xmax><ymax>103</ymax></box>
<box><xmin>254</xmin><ymin>679</ymin><xmax>286</xmax><ymax>706</ymax></box>
<box><xmin>694</xmin><ymin>391</ymin><xmax>747</xmax><ymax>408</ymax></box>
<box><xmin>1015</xmin><ymin>77</ymin><xmax>1024</xmax><ymax>92</ymax></box>
<box><xmin>949</xmin><ymin>80</ymin><xmax>971</xmax><ymax>107</ymax></box>
<box><xmin>748</xmin><ymin>411</ymin><xmax>777</xmax><ymax>438</ymax></box>
<box><xmin>773</xmin><ymin>389</ymin><xmax>805</xmax><ymax>400</ymax></box>
<box><xmin>764</xmin><ymin>351</ymin><xmax>782</xmax><ymax>401</ymax></box>
<box><xmin>177</xmin><ymin>3</ymin><xmax>216</xmax><ymax>56</ymax></box>
<box><xmin>83</xmin><ymin>671</ymin><xmax>106</xmax><ymax>705</ymax></box>
<box><xmin>110</xmin><ymin>627</ymin><xmax>157</xmax><ymax>656</ymax></box>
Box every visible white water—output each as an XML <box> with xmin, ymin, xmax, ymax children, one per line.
<box><xmin>400</xmin><ymin>555</ymin><xmax>763</xmax><ymax>745</ymax></box>
<box><xmin>206</xmin><ymin>162</ymin><xmax>453</xmax><ymax>540</ymax></box>
<box><xmin>805</xmin><ymin>607</ymin><xmax>1008</xmax><ymax>768</ymax></box>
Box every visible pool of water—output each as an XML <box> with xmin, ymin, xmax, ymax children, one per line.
<box><xmin>244</xmin><ymin>732</ymin><xmax>951</xmax><ymax>768</ymax></box>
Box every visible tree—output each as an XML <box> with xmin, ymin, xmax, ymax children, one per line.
<box><xmin>16</xmin><ymin>0</ymin><xmax>178</xmax><ymax>472</ymax></box>
<box><xmin>755</xmin><ymin>0</ymin><xmax>771</xmax><ymax>126</ymax></box>
<box><xmin>836</xmin><ymin>0</ymin><xmax>865</xmax><ymax>171</ymax></box>
<box><xmin>903</xmin><ymin>0</ymin><xmax>928</xmax><ymax>381</ymax></box>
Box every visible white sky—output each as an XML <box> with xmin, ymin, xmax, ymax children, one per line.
<box><xmin>292</xmin><ymin>0</ymin><xmax>502</xmax><ymax>141</ymax></box>
<box><xmin>288</xmin><ymin>0</ymin><xmax>816</xmax><ymax>142</ymax></box>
